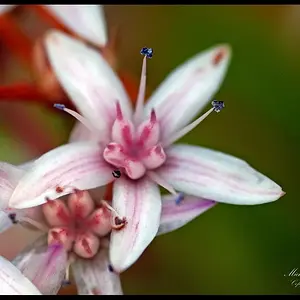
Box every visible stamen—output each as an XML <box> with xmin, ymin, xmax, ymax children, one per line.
<box><xmin>112</xmin><ymin>170</ymin><xmax>121</xmax><ymax>178</ymax></box>
<box><xmin>140</xmin><ymin>47</ymin><xmax>153</xmax><ymax>59</ymax></box>
<box><xmin>62</xmin><ymin>255</ymin><xmax>75</xmax><ymax>287</ymax></box>
<box><xmin>211</xmin><ymin>100</ymin><xmax>225</xmax><ymax>113</ymax></box>
<box><xmin>100</xmin><ymin>200</ymin><xmax>127</xmax><ymax>230</ymax></box>
<box><xmin>108</xmin><ymin>264</ymin><xmax>114</xmax><ymax>272</ymax></box>
<box><xmin>163</xmin><ymin>104</ymin><xmax>219</xmax><ymax>147</ymax></box>
<box><xmin>112</xmin><ymin>216</ymin><xmax>127</xmax><ymax>230</ymax></box>
<box><xmin>100</xmin><ymin>200</ymin><xmax>122</xmax><ymax>219</ymax></box>
<box><xmin>175</xmin><ymin>193</ymin><xmax>185</xmax><ymax>205</ymax></box>
<box><xmin>147</xmin><ymin>171</ymin><xmax>177</xmax><ymax>195</ymax></box>
<box><xmin>53</xmin><ymin>103</ymin><xmax>98</xmax><ymax>133</ymax></box>
<box><xmin>134</xmin><ymin>55</ymin><xmax>147</xmax><ymax>124</ymax></box>
<box><xmin>19</xmin><ymin>216</ymin><xmax>49</xmax><ymax>232</ymax></box>
<box><xmin>8</xmin><ymin>213</ymin><xmax>18</xmax><ymax>224</ymax></box>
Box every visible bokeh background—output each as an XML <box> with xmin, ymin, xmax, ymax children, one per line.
<box><xmin>0</xmin><ymin>4</ymin><xmax>299</xmax><ymax>295</ymax></box>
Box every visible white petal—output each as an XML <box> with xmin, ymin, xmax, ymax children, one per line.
<box><xmin>0</xmin><ymin>256</ymin><xmax>41</xmax><ymax>295</ymax></box>
<box><xmin>144</xmin><ymin>45</ymin><xmax>231</xmax><ymax>140</ymax></box>
<box><xmin>45</xmin><ymin>5</ymin><xmax>107</xmax><ymax>47</ymax></box>
<box><xmin>157</xmin><ymin>194</ymin><xmax>216</xmax><ymax>236</ymax></box>
<box><xmin>72</xmin><ymin>248</ymin><xmax>123</xmax><ymax>295</ymax></box>
<box><xmin>157</xmin><ymin>144</ymin><xmax>284</xmax><ymax>205</ymax></box>
<box><xmin>18</xmin><ymin>160</ymin><xmax>34</xmax><ymax>171</ymax></box>
<box><xmin>110</xmin><ymin>177</ymin><xmax>161</xmax><ymax>272</ymax></box>
<box><xmin>45</xmin><ymin>30</ymin><xmax>132</xmax><ymax>136</ymax></box>
<box><xmin>0</xmin><ymin>5</ymin><xmax>16</xmax><ymax>14</ymax></box>
<box><xmin>69</xmin><ymin>121</ymin><xmax>100</xmax><ymax>143</ymax></box>
<box><xmin>12</xmin><ymin>235</ymin><xmax>67</xmax><ymax>295</ymax></box>
<box><xmin>9</xmin><ymin>142</ymin><xmax>113</xmax><ymax>209</ymax></box>
<box><xmin>0</xmin><ymin>163</ymin><xmax>25</xmax><ymax>209</ymax></box>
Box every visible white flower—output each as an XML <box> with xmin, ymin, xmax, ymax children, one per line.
<box><xmin>4</xmin><ymin>31</ymin><xmax>284</xmax><ymax>274</ymax></box>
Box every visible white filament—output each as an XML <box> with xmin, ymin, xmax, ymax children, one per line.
<box><xmin>134</xmin><ymin>56</ymin><xmax>147</xmax><ymax>124</ymax></box>
<box><xmin>163</xmin><ymin>107</ymin><xmax>215</xmax><ymax>147</ymax></box>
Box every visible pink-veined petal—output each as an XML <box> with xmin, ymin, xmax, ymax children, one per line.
<box><xmin>0</xmin><ymin>5</ymin><xmax>16</xmax><ymax>14</ymax></box>
<box><xmin>0</xmin><ymin>255</ymin><xmax>41</xmax><ymax>295</ymax></box>
<box><xmin>109</xmin><ymin>177</ymin><xmax>161</xmax><ymax>272</ymax></box>
<box><xmin>0</xmin><ymin>163</ymin><xmax>25</xmax><ymax>209</ymax></box>
<box><xmin>9</xmin><ymin>142</ymin><xmax>114</xmax><ymax>209</ymax></box>
<box><xmin>144</xmin><ymin>45</ymin><xmax>231</xmax><ymax>140</ymax></box>
<box><xmin>157</xmin><ymin>144</ymin><xmax>284</xmax><ymax>205</ymax></box>
<box><xmin>72</xmin><ymin>248</ymin><xmax>123</xmax><ymax>295</ymax></box>
<box><xmin>12</xmin><ymin>235</ymin><xmax>67</xmax><ymax>295</ymax></box>
<box><xmin>44</xmin><ymin>5</ymin><xmax>107</xmax><ymax>47</ymax></box>
<box><xmin>45</xmin><ymin>30</ymin><xmax>132</xmax><ymax>138</ymax></box>
<box><xmin>69</xmin><ymin>122</ymin><xmax>100</xmax><ymax>143</ymax></box>
<box><xmin>157</xmin><ymin>194</ymin><xmax>216</xmax><ymax>236</ymax></box>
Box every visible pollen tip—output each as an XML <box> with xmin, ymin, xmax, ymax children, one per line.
<box><xmin>140</xmin><ymin>47</ymin><xmax>153</xmax><ymax>59</ymax></box>
<box><xmin>62</xmin><ymin>279</ymin><xmax>71</xmax><ymax>286</ymax></box>
<box><xmin>112</xmin><ymin>170</ymin><xmax>121</xmax><ymax>178</ymax></box>
<box><xmin>175</xmin><ymin>192</ymin><xmax>184</xmax><ymax>205</ymax></box>
<box><xmin>8</xmin><ymin>213</ymin><xmax>18</xmax><ymax>224</ymax></box>
<box><xmin>53</xmin><ymin>103</ymin><xmax>65</xmax><ymax>110</ymax></box>
<box><xmin>211</xmin><ymin>100</ymin><xmax>225</xmax><ymax>113</ymax></box>
<box><xmin>108</xmin><ymin>264</ymin><xmax>114</xmax><ymax>272</ymax></box>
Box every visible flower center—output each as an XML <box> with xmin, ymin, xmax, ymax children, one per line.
<box><xmin>42</xmin><ymin>190</ymin><xmax>112</xmax><ymax>259</ymax></box>
<box><xmin>102</xmin><ymin>103</ymin><xmax>166</xmax><ymax>180</ymax></box>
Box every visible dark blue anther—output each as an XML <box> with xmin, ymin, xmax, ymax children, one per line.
<box><xmin>140</xmin><ymin>47</ymin><xmax>153</xmax><ymax>59</ymax></box>
<box><xmin>8</xmin><ymin>213</ymin><xmax>18</xmax><ymax>224</ymax></box>
<box><xmin>62</xmin><ymin>279</ymin><xmax>71</xmax><ymax>286</ymax></box>
<box><xmin>175</xmin><ymin>193</ymin><xmax>184</xmax><ymax>205</ymax></box>
<box><xmin>108</xmin><ymin>264</ymin><xmax>114</xmax><ymax>272</ymax></box>
<box><xmin>211</xmin><ymin>100</ymin><xmax>225</xmax><ymax>113</ymax></box>
<box><xmin>53</xmin><ymin>103</ymin><xmax>66</xmax><ymax>110</ymax></box>
<box><xmin>112</xmin><ymin>170</ymin><xmax>121</xmax><ymax>178</ymax></box>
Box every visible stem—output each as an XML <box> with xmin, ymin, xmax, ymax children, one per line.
<box><xmin>27</xmin><ymin>5</ymin><xmax>70</xmax><ymax>33</ymax></box>
<box><xmin>0</xmin><ymin>82</ymin><xmax>45</xmax><ymax>102</ymax></box>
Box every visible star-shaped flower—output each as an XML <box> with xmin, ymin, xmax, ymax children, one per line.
<box><xmin>5</xmin><ymin>31</ymin><xmax>284</xmax><ymax>274</ymax></box>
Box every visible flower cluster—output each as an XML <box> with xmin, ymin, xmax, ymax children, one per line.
<box><xmin>0</xmin><ymin>4</ymin><xmax>284</xmax><ymax>296</ymax></box>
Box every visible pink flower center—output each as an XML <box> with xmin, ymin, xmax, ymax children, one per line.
<box><xmin>102</xmin><ymin>103</ymin><xmax>166</xmax><ymax>180</ymax></box>
<box><xmin>42</xmin><ymin>190</ymin><xmax>112</xmax><ymax>259</ymax></box>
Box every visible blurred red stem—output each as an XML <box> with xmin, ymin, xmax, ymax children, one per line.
<box><xmin>0</xmin><ymin>82</ymin><xmax>44</xmax><ymax>101</ymax></box>
<box><xmin>0</xmin><ymin>14</ymin><xmax>32</xmax><ymax>68</ymax></box>
<box><xmin>27</xmin><ymin>5</ymin><xmax>71</xmax><ymax>34</ymax></box>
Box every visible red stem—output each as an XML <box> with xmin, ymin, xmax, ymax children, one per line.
<box><xmin>0</xmin><ymin>82</ymin><xmax>45</xmax><ymax>102</ymax></box>
<box><xmin>0</xmin><ymin>14</ymin><xmax>32</xmax><ymax>68</ymax></box>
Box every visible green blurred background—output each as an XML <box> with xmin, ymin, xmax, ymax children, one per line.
<box><xmin>1</xmin><ymin>5</ymin><xmax>299</xmax><ymax>295</ymax></box>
